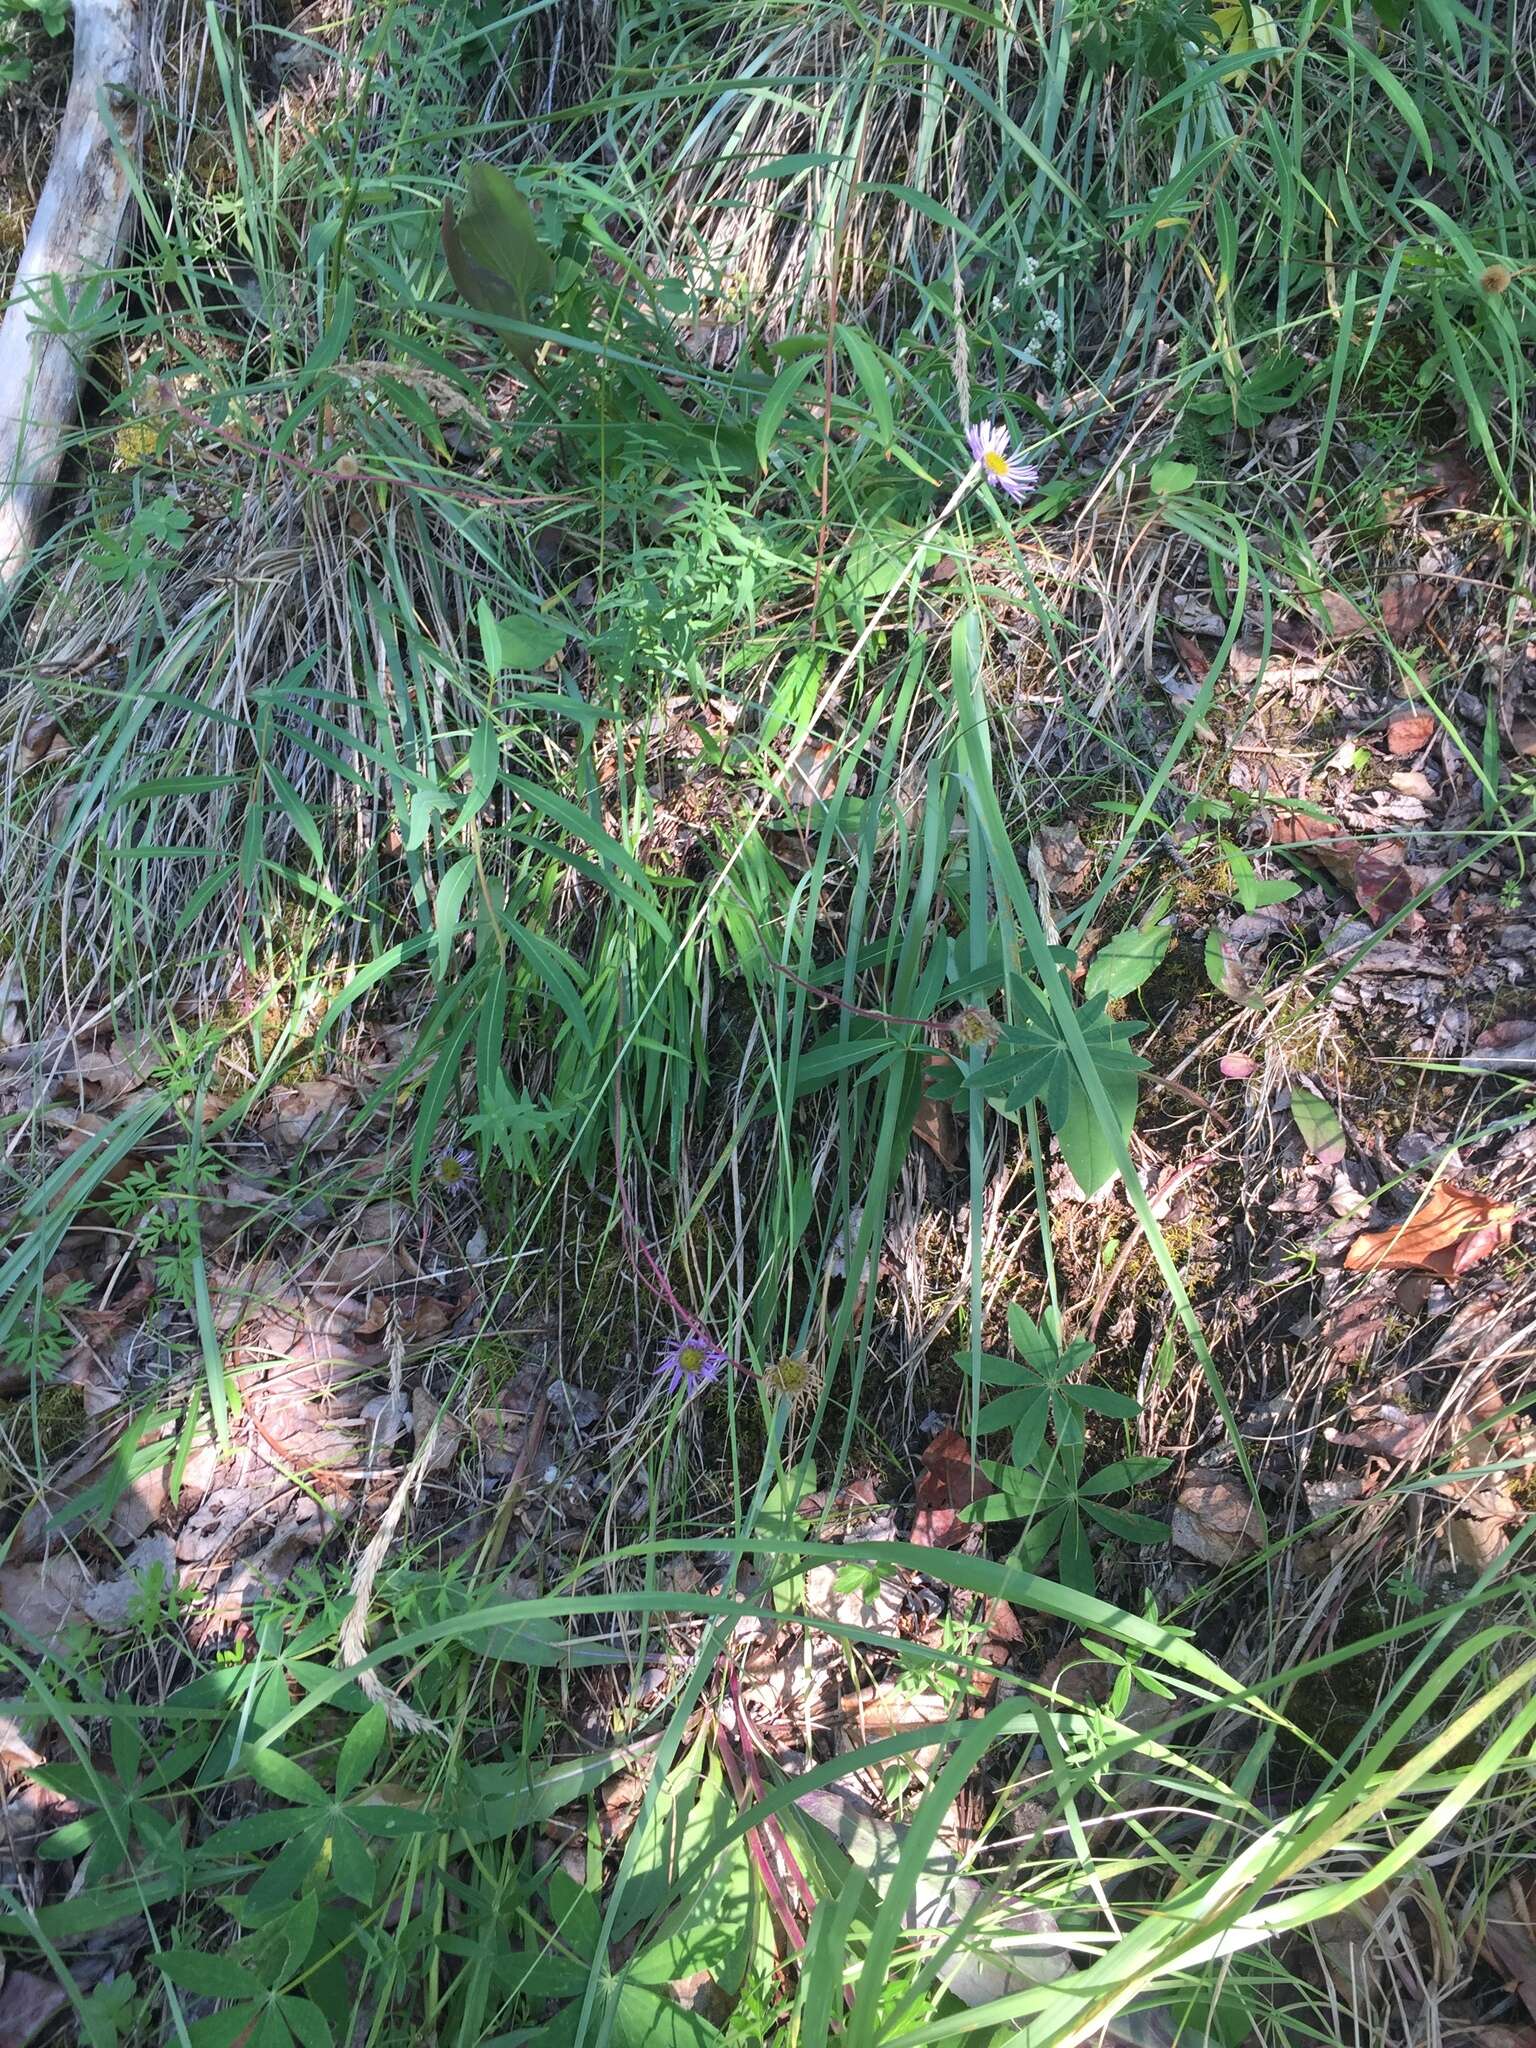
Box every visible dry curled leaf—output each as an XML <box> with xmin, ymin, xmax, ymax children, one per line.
<box><xmin>1326</xmin><ymin>1403</ymin><xmax>1433</xmax><ymax>1464</ymax></box>
<box><xmin>1343</xmin><ymin>1182</ymin><xmax>1517</xmax><ymax>1279</ymax></box>
<box><xmin>1483</xmin><ymin>1883</ymin><xmax>1536</xmax><ymax>2023</ymax></box>
<box><xmin>1171</xmin><ymin>1470</ymin><xmax>1262</xmax><ymax>1566</ymax></box>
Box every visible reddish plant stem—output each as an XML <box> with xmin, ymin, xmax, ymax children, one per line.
<box><xmin>714</xmin><ymin>1708</ymin><xmax>806</xmax><ymax>1955</ymax></box>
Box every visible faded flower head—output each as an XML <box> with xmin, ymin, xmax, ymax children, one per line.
<box><xmin>432</xmin><ymin>1145</ymin><xmax>478</xmax><ymax>1197</ymax></box>
<box><xmin>1480</xmin><ymin>262</ymin><xmax>1514</xmax><ymax>295</ymax></box>
<box><xmin>965</xmin><ymin>420</ymin><xmax>1038</xmax><ymax>503</ymax></box>
<box><xmin>950</xmin><ymin>1005</ymin><xmax>1001</xmax><ymax>1051</ymax></box>
<box><xmin>658</xmin><ymin>1332</ymin><xmax>728</xmax><ymax>1398</ymax></box>
<box><xmin>761</xmin><ymin>1352</ymin><xmax>819</xmax><ymax>1403</ymax></box>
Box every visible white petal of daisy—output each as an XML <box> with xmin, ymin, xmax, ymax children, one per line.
<box><xmin>965</xmin><ymin>419</ymin><xmax>1037</xmax><ymax>503</ymax></box>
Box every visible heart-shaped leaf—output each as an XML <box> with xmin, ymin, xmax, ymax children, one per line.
<box><xmin>441</xmin><ymin>163</ymin><xmax>555</xmax><ymax>369</ymax></box>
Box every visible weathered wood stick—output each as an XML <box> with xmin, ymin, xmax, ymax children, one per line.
<box><xmin>0</xmin><ymin>0</ymin><xmax>142</xmax><ymax>599</ymax></box>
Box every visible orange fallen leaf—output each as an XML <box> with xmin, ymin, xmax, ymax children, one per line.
<box><xmin>1386</xmin><ymin>706</ymin><xmax>1436</xmax><ymax>757</ymax></box>
<box><xmin>1343</xmin><ymin>1183</ymin><xmax>1517</xmax><ymax>1279</ymax></box>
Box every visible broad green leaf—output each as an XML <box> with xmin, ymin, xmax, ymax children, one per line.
<box><xmin>755</xmin><ymin>353</ymin><xmax>819</xmax><ymax>471</ymax></box>
<box><xmin>489</xmin><ymin>610</ymin><xmax>569</xmax><ymax>674</ymax></box>
<box><xmin>327</xmin><ymin>1821</ymin><xmax>375</xmax><ymax>1905</ymax></box>
<box><xmin>1289</xmin><ymin>1086</ymin><xmax>1346</xmax><ymax>1165</ymax></box>
<box><xmin>441</xmin><ymin>163</ymin><xmax>555</xmax><ymax>368</ymax></box>
<box><xmin>547</xmin><ymin>1864</ymin><xmax>602</xmax><ymax>1961</ymax></box>
<box><xmin>1073</xmin><ymin>1384</ymin><xmax>1142</xmax><ymax>1421</ymax></box>
<box><xmin>612</xmin><ymin>1985</ymin><xmax>726</xmax><ymax>2048</ymax></box>
<box><xmin>1084</xmin><ymin>924</ymin><xmax>1173</xmax><ymax>1001</ymax></box>
<box><xmin>836</xmin><ymin>322</ymin><xmax>894</xmax><ymax>448</ymax></box>
<box><xmin>1057</xmin><ymin>1062</ymin><xmax>1141</xmax><ymax>1197</ymax></box>
<box><xmin>238</xmin><ymin>1745</ymin><xmax>326</xmax><ymax>1808</ymax></box>
<box><xmin>433</xmin><ymin>856</ymin><xmax>480</xmax><ymax>978</ymax></box>
<box><xmin>1084</xmin><ymin>1500</ymin><xmax>1170</xmax><ymax>1545</ymax></box>
<box><xmin>335</xmin><ymin>1704</ymin><xmax>388</xmax><ymax>1801</ymax></box>
<box><xmin>612</xmin><ymin>1754</ymin><xmax>735</xmax><ymax>1938</ymax></box>
<box><xmin>278</xmin><ymin>1996</ymin><xmax>334</xmax><ymax>2048</ymax></box>
<box><xmin>157</xmin><ymin>1949</ymin><xmax>263</xmax><ymax>1999</ymax></box>
<box><xmin>1148</xmin><ymin>458</ymin><xmax>1198</xmax><ymax>495</ymax></box>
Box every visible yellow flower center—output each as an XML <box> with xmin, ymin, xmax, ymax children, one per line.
<box><xmin>677</xmin><ymin>1344</ymin><xmax>706</xmax><ymax>1373</ymax></box>
<box><xmin>983</xmin><ymin>449</ymin><xmax>1010</xmax><ymax>478</ymax></box>
<box><xmin>436</xmin><ymin>1156</ymin><xmax>463</xmax><ymax>1183</ymax></box>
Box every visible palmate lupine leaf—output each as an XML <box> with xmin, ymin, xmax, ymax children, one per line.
<box><xmin>959</xmin><ymin>977</ymin><xmax>1147</xmax><ymax>1195</ymax></box>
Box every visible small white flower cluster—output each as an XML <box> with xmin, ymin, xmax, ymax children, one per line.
<box><xmin>990</xmin><ymin>253</ymin><xmax>1067</xmax><ymax>379</ymax></box>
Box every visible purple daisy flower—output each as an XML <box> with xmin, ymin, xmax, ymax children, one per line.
<box><xmin>965</xmin><ymin>419</ymin><xmax>1038</xmax><ymax>503</ymax></box>
<box><xmin>431</xmin><ymin>1145</ymin><xmax>478</xmax><ymax>1198</ymax></box>
<box><xmin>657</xmin><ymin>1333</ymin><xmax>728</xmax><ymax>1398</ymax></box>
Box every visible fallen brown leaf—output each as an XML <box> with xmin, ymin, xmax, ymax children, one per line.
<box><xmin>1270</xmin><ymin>809</ymin><xmax>1417</xmax><ymax>925</ymax></box>
<box><xmin>1170</xmin><ymin>1470</ymin><xmax>1262</xmax><ymax>1566</ymax></box>
<box><xmin>1314</xmin><ymin>591</ymin><xmax>1372</xmax><ymax>639</ymax></box>
<box><xmin>1483</xmin><ymin>1883</ymin><xmax>1536</xmax><ymax>2024</ymax></box>
<box><xmin>472</xmin><ymin>1405</ymin><xmax>534</xmax><ymax>1477</ymax></box>
<box><xmin>912</xmin><ymin>1428</ymin><xmax>993</xmax><ymax>1549</ymax></box>
<box><xmin>1034</xmin><ymin>821</ymin><xmax>1093</xmax><ymax>898</ymax></box>
<box><xmin>1446</xmin><ymin>1502</ymin><xmax>1519</xmax><ymax>1572</ymax></box>
<box><xmin>412</xmin><ymin>1385</ymin><xmax>466</xmax><ymax>1473</ymax></box>
<box><xmin>912</xmin><ymin>1085</ymin><xmax>961</xmax><ymax>1170</ymax></box>
<box><xmin>19</xmin><ymin>714</ymin><xmax>68</xmax><ymax>770</ymax></box>
<box><xmin>0</xmin><ymin>1556</ymin><xmax>94</xmax><ymax>1646</ymax></box>
<box><xmin>1343</xmin><ymin>1182</ymin><xmax>1517</xmax><ymax>1279</ymax></box>
<box><xmin>258</xmin><ymin>1077</ymin><xmax>353</xmax><ymax>1152</ymax></box>
<box><xmin>0</xmin><ymin>1714</ymin><xmax>43</xmax><ymax>1774</ymax></box>
<box><xmin>1386</xmin><ymin>705</ymin><xmax>1436</xmax><ymax>757</ymax></box>
<box><xmin>1426</xmin><ymin>444</ymin><xmax>1486</xmax><ymax>512</ymax></box>
<box><xmin>1326</xmin><ymin>1403</ymin><xmax>1433</xmax><ymax>1464</ymax></box>
<box><xmin>1380</xmin><ymin>573</ymin><xmax>1443</xmax><ymax>645</ymax></box>
<box><xmin>0</xmin><ymin>1968</ymin><xmax>73</xmax><ymax>2048</ymax></box>
<box><xmin>1463</xmin><ymin>1020</ymin><xmax>1536</xmax><ymax>1072</ymax></box>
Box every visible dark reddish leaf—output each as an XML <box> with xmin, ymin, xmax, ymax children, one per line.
<box><xmin>912</xmin><ymin>1428</ymin><xmax>993</xmax><ymax>1549</ymax></box>
<box><xmin>1270</xmin><ymin>810</ymin><xmax>1417</xmax><ymax>926</ymax></box>
<box><xmin>1171</xmin><ymin>628</ymin><xmax>1211</xmax><ymax>683</ymax></box>
<box><xmin>911</xmin><ymin>1085</ymin><xmax>961</xmax><ymax>1170</ymax></box>
<box><xmin>1426</xmin><ymin>444</ymin><xmax>1486</xmax><ymax>511</ymax></box>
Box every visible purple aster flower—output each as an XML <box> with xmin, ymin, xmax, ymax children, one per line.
<box><xmin>431</xmin><ymin>1145</ymin><xmax>478</xmax><ymax>1198</ymax></box>
<box><xmin>657</xmin><ymin>1332</ymin><xmax>728</xmax><ymax>1398</ymax></box>
<box><xmin>965</xmin><ymin>419</ymin><xmax>1038</xmax><ymax>503</ymax></box>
